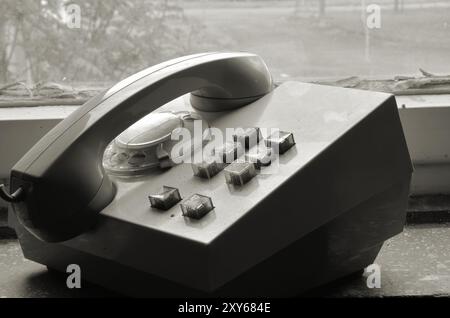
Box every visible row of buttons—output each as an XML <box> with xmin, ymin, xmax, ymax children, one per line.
<box><xmin>148</xmin><ymin>128</ymin><xmax>295</xmax><ymax>219</ymax></box>
<box><xmin>233</xmin><ymin>127</ymin><xmax>295</xmax><ymax>155</ymax></box>
<box><xmin>192</xmin><ymin>128</ymin><xmax>295</xmax><ymax>186</ymax></box>
<box><xmin>149</xmin><ymin>186</ymin><xmax>214</xmax><ymax>219</ymax></box>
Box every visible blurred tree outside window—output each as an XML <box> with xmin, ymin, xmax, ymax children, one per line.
<box><xmin>0</xmin><ymin>0</ymin><xmax>203</xmax><ymax>85</ymax></box>
<box><xmin>1</xmin><ymin>0</ymin><xmax>450</xmax><ymax>101</ymax></box>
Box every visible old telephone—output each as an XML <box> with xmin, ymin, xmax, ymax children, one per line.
<box><xmin>1</xmin><ymin>52</ymin><xmax>412</xmax><ymax>297</ymax></box>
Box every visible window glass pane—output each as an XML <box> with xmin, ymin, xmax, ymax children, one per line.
<box><xmin>1</xmin><ymin>0</ymin><xmax>449</xmax><ymax>85</ymax></box>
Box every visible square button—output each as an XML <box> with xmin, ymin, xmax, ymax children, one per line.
<box><xmin>265</xmin><ymin>131</ymin><xmax>295</xmax><ymax>154</ymax></box>
<box><xmin>224</xmin><ymin>161</ymin><xmax>257</xmax><ymax>186</ymax></box>
<box><xmin>149</xmin><ymin>186</ymin><xmax>182</xmax><ymax>210</ymax></box>
<box><xmin>245</xmin><ymin>147</ymin><xmax>272</xmax><ymax>169</ymax></box>
<box><xmin>181</xmin><ymin>194</ymin><xmax>214</xmax><ymax>219</ymax></box>
<box><xmin>233</xmin><ymin>127</ymin><xmax>262</xmax><ymax>149</ymax></box>
<box><xmin>215</xmin><ymin>142</ymin><xmax>244</xmax><ymax>164</ymax></box>
<box><xmin>191</xmin><ymin>160</ymin><xmax>226</xmax><ymax>179</ymax></box>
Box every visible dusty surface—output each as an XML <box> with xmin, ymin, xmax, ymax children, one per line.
<box><xmin>0</xmin><ymin>224</ymin><xmax>448</xmax><ymax>298</ymax></box>
<box><xmin>309</xmin><ymin>223</ymin><xmax>450</xmax><ymax>297</ymax></box>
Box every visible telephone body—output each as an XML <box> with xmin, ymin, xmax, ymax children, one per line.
<box><xmin>4</xmin><ymin>52</ymin><xmax>412</xmax><ymax>296</ymax></box>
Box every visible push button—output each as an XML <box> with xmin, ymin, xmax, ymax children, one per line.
<box><xmin>191</xmin><ymin>160</ymin><xmax>226</xmax><ymax>179</ymax></box>
<box><xmin>224</xmin><ymin>161</ymin><xmax>257</xmax><ymax>186</ymax></box>
<box><xmin>181</xmin><ymin>194</ymin><xmax>214</xmax><ymax>219</ymax></box>
<box><xmin>265</xmin><ymin>131</ymin><xmax>295</xmax><ymax>154</ymax></box>
<box><xmin>245</xmin><ymin>147</ymin><xmax>272</xmax><ymax>169</ymax></box>
<box><xmin>233</xmin><ymin>127</ymin><xmax>262</xmax><ymax>149</ymax></box>
<box><xmin>149</xmin><ymin>186</ymin><xmax>182</xmax><ymax>210</ymax></box>
<box><xmin>215</xmin><ymin>142</ymin><xmax>244</xmax><ymax>164</ymax></box>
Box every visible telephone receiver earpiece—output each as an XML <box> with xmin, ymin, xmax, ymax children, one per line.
<box><xmin>7</xmin><ymin>52</ymin><xmax>273</xmax><ymax>242</ymax></box>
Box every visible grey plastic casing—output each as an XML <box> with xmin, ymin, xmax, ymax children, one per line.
<box><xmin>9</xmin><ymin>52</ymin><xmax>273</xmax><ymax>242</ymax></box>
<box><xmin>9</xmin><ymin>81</ymin><xmax>412</xmax><ymax>296</ymax></box>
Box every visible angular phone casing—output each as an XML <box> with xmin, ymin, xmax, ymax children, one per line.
<box><xmin>10</xmin><ymin>81</ymin><xmax>412</xmax><ymax>296</ymax></box>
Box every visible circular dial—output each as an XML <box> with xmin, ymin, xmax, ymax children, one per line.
<box><xmin>103</xmin><ymin>111</ymin><xmax>208</xmax><ymax>176</ymax></box>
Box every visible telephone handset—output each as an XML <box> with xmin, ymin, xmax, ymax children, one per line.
<box><xmin>5</xmin><ymin>52</ymin><xmax>273</xmax><ymax>242</ymax></box>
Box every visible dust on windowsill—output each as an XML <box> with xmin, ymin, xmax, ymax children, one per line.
<box><xmin>2</xmin><ymin>69</ymin><xmax>450</xmax><ymax>108</ymax></box>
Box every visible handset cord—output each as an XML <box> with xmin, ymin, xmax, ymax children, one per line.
<box><xmin>0</xmin><ymin>184</ymin><xmax>24</xmax><ymax>203</ymax></box>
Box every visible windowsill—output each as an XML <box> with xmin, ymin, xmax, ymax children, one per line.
<box><xmin>0</xmin><ymin>105</ymin><xmax>78</xmax><ymax>120</ymax></box>
<box><xmin>1</xmin><ymin>94</ymin><xmax>450</xmax><ymax>226</ymax></box>
<box><xmin>1</xmin><ymin>223</ymin><xmax>448</xmax><ymax>298</ymax></box>
<box><xmin>0</xmin><ymin>90</ymin><xmax>449</xmax><ymax>298</ymax></box>
<box><xmin>2</xmin><ymin>92</ymin><xmax>450</xmax><ymax>193</ymax></box>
